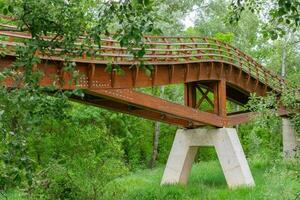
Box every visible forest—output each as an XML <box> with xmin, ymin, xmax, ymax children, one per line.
<box><xmin>0</xmin><ymin>0</ymin><xmax>299</xmax><ymax>199</ymax></box>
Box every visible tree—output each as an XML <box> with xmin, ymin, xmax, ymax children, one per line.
<box><xmin>0</xmin><ymin>0</ymin><xmax>161</xmax><ymax>193</ymax></box>
<box><xmin>228</xmin><ymin>0</ymin><xmax>300</xmax><ymax>39</ymax></box>
<box><xmin>149</xmin><ymin>86</ymin><xmax>165</xmax><ymax>168</ymax></box>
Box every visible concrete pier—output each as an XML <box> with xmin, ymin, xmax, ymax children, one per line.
<box><xmin>282</xmin><ymin>118</ymin><xmax>299</xmax><ymax>158</ymax></box>
<box><xmin>161</xmin><ymin>128</ymin><xmax>255</xmax><ymax>188</ymax></box>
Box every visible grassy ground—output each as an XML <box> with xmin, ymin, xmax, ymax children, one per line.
<box><xmin>2</xmin><ymin>159</ymin><xmax>300</xmax><ymax>200</ymax></box>
<box><xmin>102</xmin><ymin>159</ymin><xmax>300</xmax><ymax>200</ymax></box>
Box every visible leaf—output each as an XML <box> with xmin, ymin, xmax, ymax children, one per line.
<box><xmin>137</xmin><ymin>48</ymin><xmax>145</xmax><ymax>58</ymax></box>
<box><xmin>3</xmin><ymin>7</ymin><xmax>8</xmax><ymax>15</ymax></box>
<box><xmin>0</xmin><ymin>110</ymin><xmax>4</xmax><ymax>117</ymax></box>
<box><xmin>64</xmin><ymin>90</ymin><xmax>73</xmax><ymax>97</ymax></box>
<box><xmin>105</xmin><ymin>63</ymin><xmax>113</xmax><ymax>73</ymax></box>
<box><xmin>285</xmin><ymin>19</ymin><xmax>290</xmax><ymax>24</ymax></box>
<box><xmin>8</xmin><ymin>5</ymin><xmax>13</xmax><ymax>13</ymax></box>
<box><xmin>144</xmin><ymin>68</ymin><xmax>151</xmax><ymax>77</ymax></box>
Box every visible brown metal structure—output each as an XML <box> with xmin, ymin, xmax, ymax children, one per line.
<box><xmin>0</xmin><ymin>25</ymin><xmax>286</xmax><ymax>128</ymax></box>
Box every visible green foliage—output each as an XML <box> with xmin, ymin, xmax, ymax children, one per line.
<box><xmin>281</xmin><ymin>85</ymin><xmax>300</xmax><ymax>135</ymax></box>
<box><xmin>228</xmin><ymin>0</ymin><xmax>300</xmax><ymax>39</ymax></box>
<box><xmin>0</xmin><ymin>0</ymin><xmax>298</xmax><ymax>199</ymax></box>
<box><xmin>0</xmin><ymin>83</ymin><xmax>131</xmax><ymax>197</ymax></box>
<box><xmin>31</xmin><ymin>164</ymin><xmax>85</xmax><ymax>200</ymax></box>
<box><xmin>187</xmin><ymin>0</ymin><xmax>262</xmax><ymax>55</ymax></box>
<box><xmin>0</xmin><ymin>0</ymin><xmax>163</xmax><ymax>195</ymax></box>
<box><xmin>29</xmin><ymin>124</ymin><xmax>128</xmax><ymax>199</ymax></box>
<box><xmin>263</xmin><ymin>164</ymin><xmax>300</xmax><ymax>199</ymax></box>
<box><xmin>246</xmin><ymin>84</ymin><xmax>300</xmax><ymax>138</ymax></box>
<box><xmin>214</xmin><ymin>32</ymin><xmax>235</xmax><ymax>43</ymax></box>
<box><xmin>0</xmin><ymin>85</ymin><xmax>70</xmax><ymax>191</ymax></box>
<box><xmin>239</xmin><ymin>121</ymin><xmax>282</xmax><ymax>158</ymax></box>
<box><xmin>102</xmin><ymin>159</ymin><xmax>300</xmax><ymax>200</ymax></box>
<box><xmin>0</xmin><ymin>0</ymin><xmax>161</xmax><ymax>81</ymax></box>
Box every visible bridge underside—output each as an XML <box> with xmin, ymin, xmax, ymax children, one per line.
<box><xmin>70</xmin><ymin>88</ymin><xmax>254</xmax><ymax>128</ymax></box>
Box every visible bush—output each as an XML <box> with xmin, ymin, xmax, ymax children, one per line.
<box><xmin>29</xmin><ymin>122</ymin><xmax>129</xmax><ymax>199</ymax></box>
<box><xmin>263</xmin><ymin>161</ymin><xmax>300</xmax><ymax>200</ymax></box>
<box><xmin>31</xmin><ymin>164</ymin><xmax>84</xmax><ymax>200</ymax></box>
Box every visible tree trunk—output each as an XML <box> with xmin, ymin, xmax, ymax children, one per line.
<box><xmin>234</xmin><ymin>104</ymin><xmax>239</xmax><ymax>131</ymax></box>
<box><xmin>281</xmin><ymin>42</ymin><xmax>286</xmax><ymax>78</ymax></box>
<box><xmin>149</xmin><ymin>86</ymin><xmax>165</xmax><ymax>168</ymax></box>
<box><xmin>281</xmin><ymin>32</ymin><xmax>291</xmax><ymax>79</ymax></box>
<box><xmin>149</xmin><ymin>121</ymin><xmax>161</xmax><ymax>168</ymax></box>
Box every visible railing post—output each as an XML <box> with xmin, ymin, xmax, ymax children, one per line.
<box><xmin>184</xmin><ymin>82</ymin><xmax>197</xmax><ymax>108</ymax></box>
<box><xmin>213</xmin><ymin>80</ymin><xmax>227</xmax><ymax>118</ymax></box>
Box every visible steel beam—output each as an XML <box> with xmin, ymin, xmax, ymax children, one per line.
<box><xmin>0</xmin><ymin>55</ymin><xmax>274</xmax><ymax>99</ymax></box>
<box><xmin>79</xmin><ymin>89</ymin><xmax>225</xmax><ymax>127</ymax></box>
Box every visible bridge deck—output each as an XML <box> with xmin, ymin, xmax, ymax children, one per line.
<box><xmin>0</xmin><ymin>24</ymin><xmax>286</xmax><ymax>127</ymax></box>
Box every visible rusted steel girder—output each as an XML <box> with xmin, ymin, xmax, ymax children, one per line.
<box><xmin>87</xmin><ymin>89</ymin><xmax>225</xmax><ymax>127</ymax></box>
<box><xmin>0</xmin><ymin>55</ymin><xmax>274</xmax><ymax>100</ymax></box>
<box><xmin>0</xmin><ymin>54</ymin><xmax>286</xmax><ymax>127</ymax></box>
<box><xmin>69</xmin><ymin>88</ymin><xmax>257</xmax><ymax>128</ymax></box>
<box><xmin>184</xmin><ymin>80</ymin><xmax>227</xmax><ymax>119</ymax></box>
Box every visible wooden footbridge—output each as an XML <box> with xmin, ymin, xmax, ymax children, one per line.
<box><xmin>0</xmin><ymin>23</ymin><xmax>286</xmax><ymax>128</ymax></box>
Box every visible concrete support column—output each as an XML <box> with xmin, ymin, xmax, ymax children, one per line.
<box><xmin>282</xmin><ymin>118</ymin><xmax>299</xmax><ymax>158</ymax></box>
<box><xmin>161</xmin><ymin>128</ymin><xmax>255</xmax><ymax>188</ymax></box>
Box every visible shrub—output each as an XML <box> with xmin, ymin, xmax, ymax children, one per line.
<box><xmin>31</xmin><ymin>164</ymin><xmax>84</xmax><ymax>200</ymax></box>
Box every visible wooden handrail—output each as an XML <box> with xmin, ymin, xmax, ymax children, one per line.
<box><xmin>0</xmin><ymin>25</ymin><xmax>284</xmax><ymax>90</ymax></box>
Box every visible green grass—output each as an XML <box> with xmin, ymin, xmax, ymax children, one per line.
<box><xmin>102</xmin><ymin>159</ymin><xmax>300</xmax><ymax>200</ymax></box>
<box><xmin>3</xmin><ymin>159</ymin><xmax>300</xmax><ymax>200</ymax></box>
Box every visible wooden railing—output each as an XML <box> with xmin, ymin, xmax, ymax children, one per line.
<box><xmin>0</xmin><ymin>23</ymin><xmax>284</xmax><ymax>90</ymax></box>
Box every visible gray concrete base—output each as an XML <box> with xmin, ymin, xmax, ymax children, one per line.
<box><xmin>283</xmin><ymin>118</ymin><xmax>300</xmax><ymax>159</ymax></box>
<box><xmin>161</xmin><ymin>128</ymin><xmax>255</xmax><ymax>188</ymax></box>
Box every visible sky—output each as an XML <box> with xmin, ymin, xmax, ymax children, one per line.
<box><xmin>181</xmin><ymin>6</ymin><xmax>198</xmax><ymax>29</ymax></box>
